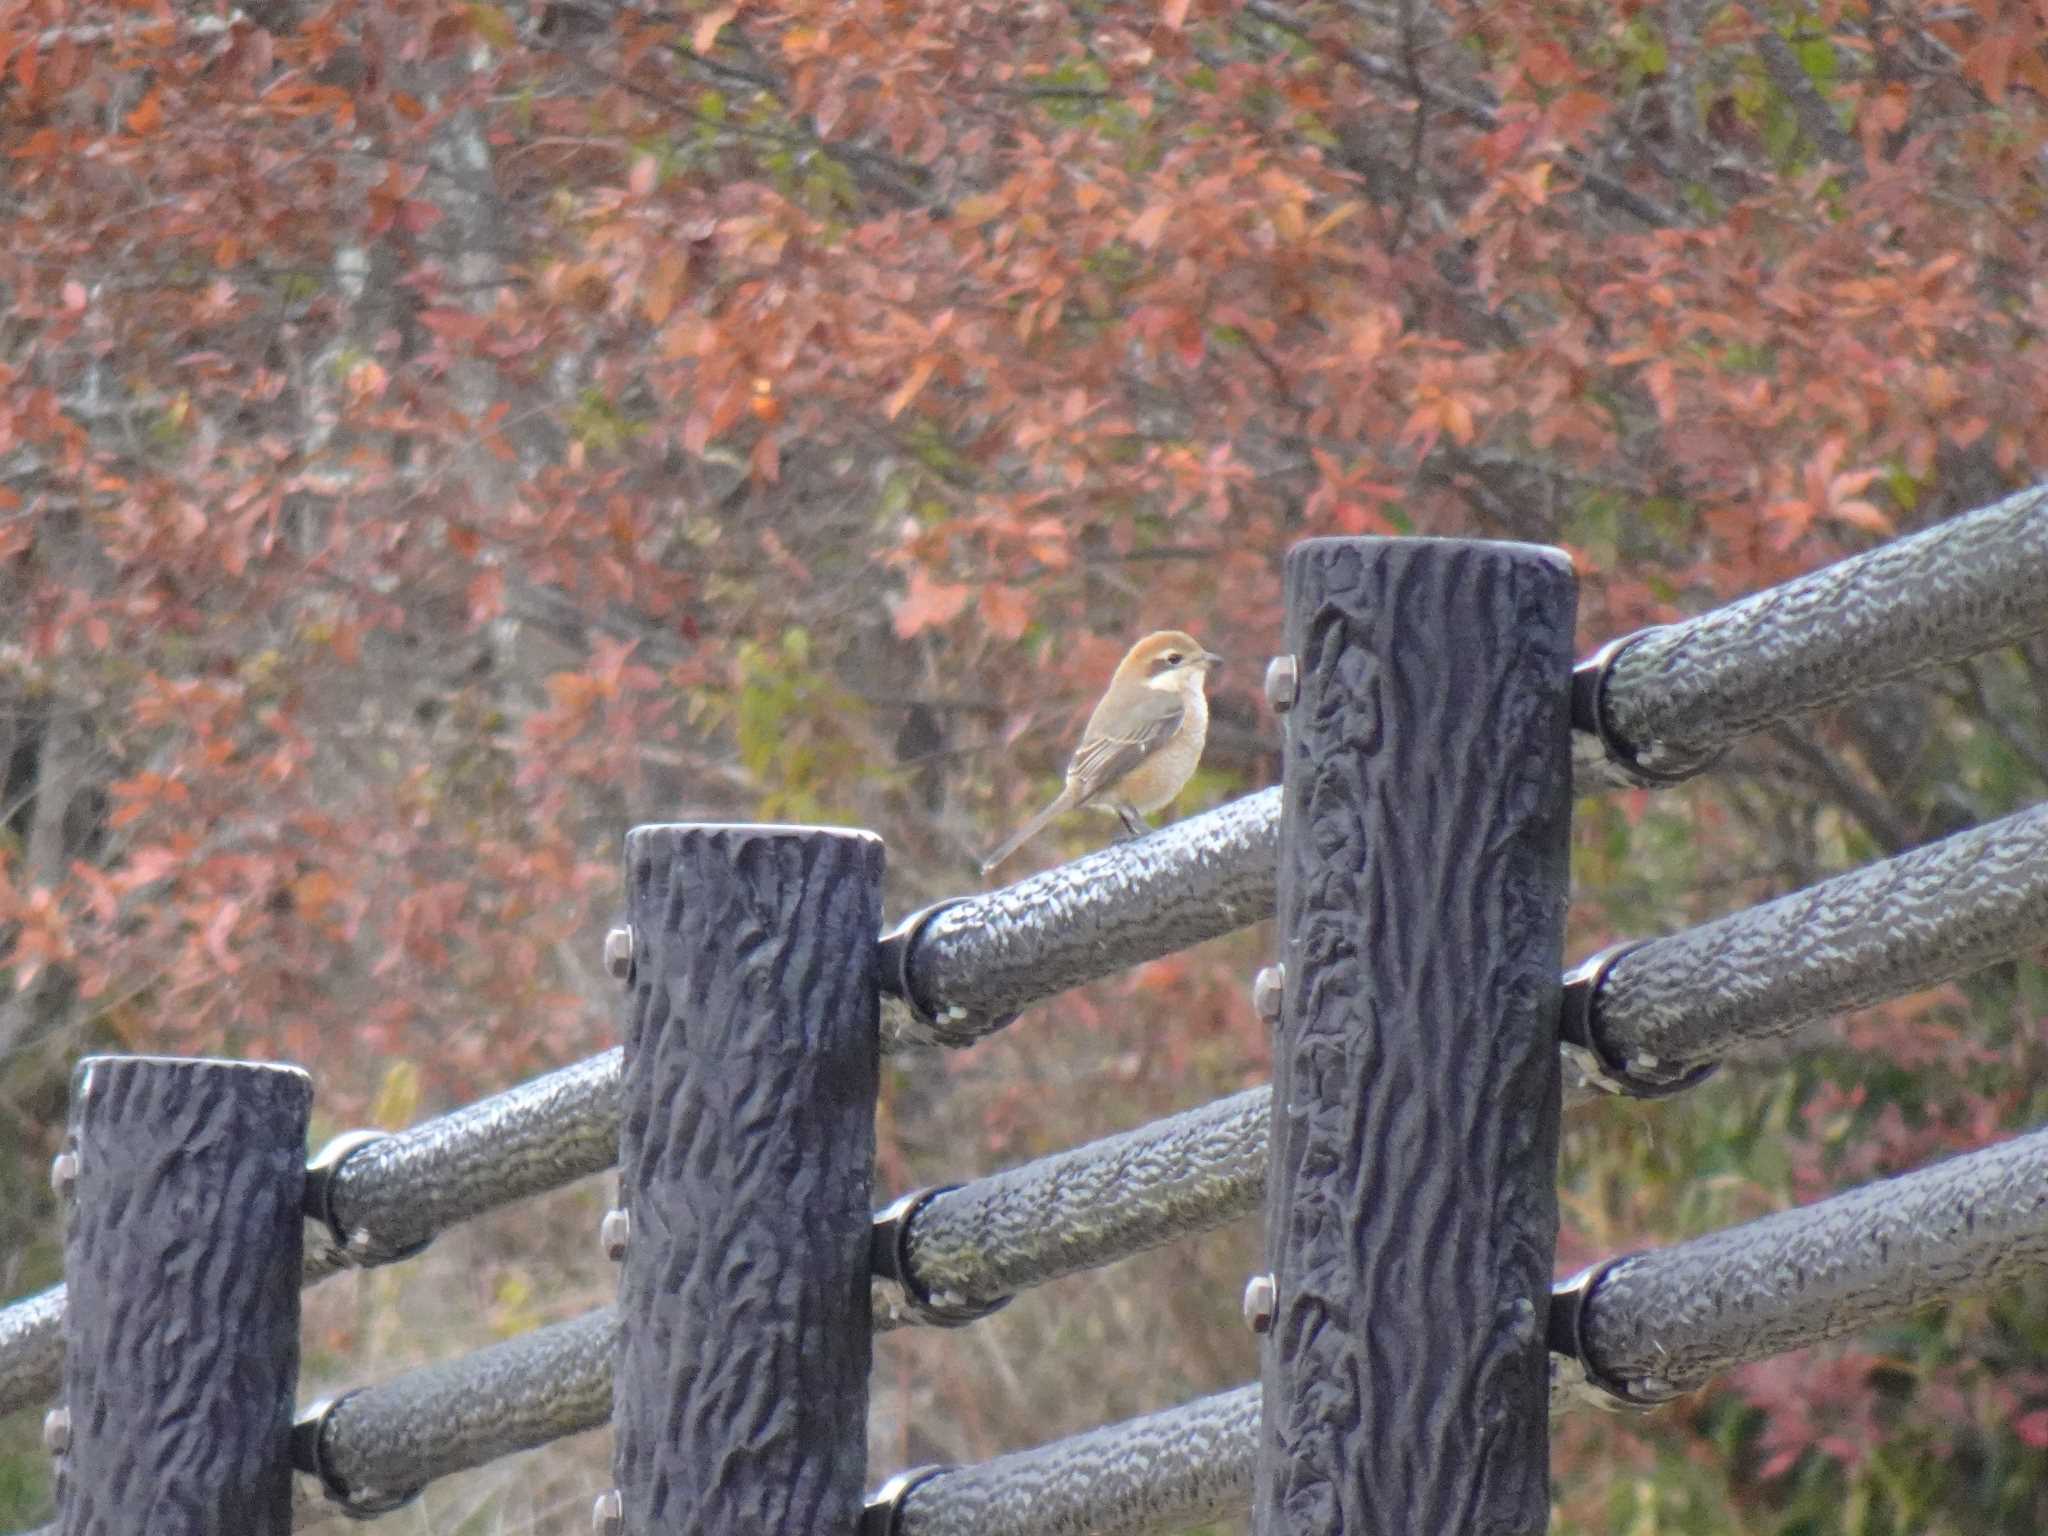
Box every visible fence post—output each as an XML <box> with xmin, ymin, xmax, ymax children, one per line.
<box><xmin>1254</xmin><ymin>539</ymin><xmax>1575</xmax><ymax>1536</ymax></box>
<box><xmin>53</xmin><ymin>1054</ymin><xmax>313</xmax><ymax>1536</ymax></box>
<box><xmin>606</xmin><ymin>823</ymin><xmax>884</xmax><ymax>1534</ymax></box>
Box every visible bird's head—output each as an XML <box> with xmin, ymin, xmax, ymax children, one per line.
<box><xmin>1118</xmin><ymin>630</ymin><xmax>1224</xmax><ymax>692</ymax></box>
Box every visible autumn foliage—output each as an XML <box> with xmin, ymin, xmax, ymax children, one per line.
<box><xmin>2</xmin><ymin>0</ymin><xmax>2048</xmax><ymax>1527</ymax></box>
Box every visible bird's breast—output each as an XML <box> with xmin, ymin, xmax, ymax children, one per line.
<box><xmin>1121</xmin><ymin>688</ymin><xmax>1208</xmax><ymax>812</ymax></box>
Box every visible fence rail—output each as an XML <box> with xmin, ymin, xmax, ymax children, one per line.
<box><xmin>888</xmin><ymin>1117</ymin><xmax>2048</xmax><ymax>1536</ymax></box>
<box><xmin>888</xmin><ymin>479</ymin><xmax>2048</xmax><ymax>1045</ymax></box>
<box><xmin>6</xmin><ymin>483</ymin><xmax>2048</xmax><ymax>1535</ymax></box>
<box><xmin>237</xmin><ymin>1107</ymin><xmax>2048</xmax><ymax>1532</ymax></box>
<box><xmin>12</xmin><ymin>773</ymin><xmax>2045</xmax><ymax>1418</ymax></box>
<box><xmin>1593</xmin><ymin>479</ymin><xmax>2048</xmax><ymax>769</ymax></box>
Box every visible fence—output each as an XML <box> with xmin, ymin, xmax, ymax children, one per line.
<box><xmin>4</xmin><ymin>478</ymin><xmax>2048</xmax><ymax>1534</ymax></box>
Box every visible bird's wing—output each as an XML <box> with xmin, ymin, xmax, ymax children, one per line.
<box><xmin>1066</xmin><ymin>691</ymin><xmax>1185</xmax><ymax>805</ymax></box>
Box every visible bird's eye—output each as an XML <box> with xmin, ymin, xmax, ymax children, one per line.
<box><xmin>1164</xmin><ymin>651</ymin><xmax>1183</xmax><ymax>665</ymax></box>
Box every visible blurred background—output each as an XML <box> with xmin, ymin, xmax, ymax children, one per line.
<box><xmin>2</xmin><ymin>0</ymin><xmax>2046</xmax><ymax>1529</ymax></box>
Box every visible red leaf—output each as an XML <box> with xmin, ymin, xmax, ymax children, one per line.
<box><xmin>399</xmin><ymin>199</ymin><xmax>444</xmax><ymax>234</ymax></box>
<box><xmin>419</xmin><ymin>308</ymin><xmax>489</xmax><ymax>341</ymax></box>
<box><xmin>893</xmin><ymin>566</ymin><xmax>972</xmax><ymax>638</ymax></box>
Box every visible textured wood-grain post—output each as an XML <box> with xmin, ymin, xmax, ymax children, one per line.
<box><xmin>1254</xmin><ymin>539</ymin><xmax>1575</xmax><ymax>1536</ymax></box>
<box><xmin>55</xmin><ymin>1054</ymin><xmax>313</xmax><ymax>1536</ymax></box>
<box><xmin>612</xmin><ymin>823</ymin><xmax>883</xmax><ymax>1534</ymax></box>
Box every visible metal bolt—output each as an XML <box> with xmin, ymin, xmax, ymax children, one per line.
<box><xmin>601</xmin><ymin>1207</ymin><xmax>630</xmax><ymax>1262</ymax></box>
<box><xmin>49</xmin><ymin>1150</ymin><xmax>78</xmax><ymax>1202</ymax></box>
<box><xmin>42</xmin><ymin>1407</ymin><xmax>70</xmax><ymax>1456</ymax></box>
<box><xmin>604</xmin><ymin>926</ymin><xmax>634</xmax><ymax>981</ymax></box>
<box><xmin>593</xmin><ymin>1487</ymin><xmax>624</xmax><ymax>1536</ymax></box>
<box><xmin>1252</xmin><ymin>965</ymin><xmax>1284</xmax><ymax>1023</ymax></box>
<box><xmin>1242</xmin><ymin>1272</ymin><xmax>1277</xmax><ymax>1334</ymax></box>
<box><xmin>1264</xmin><ymin>654</ymin><xmax>1298</xmax><ymax>714</ymax></box>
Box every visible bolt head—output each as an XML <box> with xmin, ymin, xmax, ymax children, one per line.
<box><xmin>593</xmin><ymin>1487</ymin><xmax>624</xmax><ymax>1536</ymax></box>
<box><xmin>600</xmin><ymin>1207</ymin><xmax>630</xmax><ymax>1262</ymax></box>
<box><xmin>1251</xmin><ymin>965</ymin><xmax>1284</xmax><ymax>1023</ymax></box>
<box><xmin>42</xmin><ymin>1407</ymin><xmax>70</xmax><ymax>1456</ymax></box>
<box><xmin>48</xmin><ymin>1150</ymin><xmax>78</xmax><ymax>1202</ymax></box>
<box><xmin>603</xmin><ymin>926</ymin><xmax>634</xmax><ymax>981</ymax></box>
<box><xmin>1263</xmin><ymin>655</ymin><xmax>1298</xmax><ymax>715</ymax></box>
<box><xmin>1242</xmin><ymin>1272</ymin><xmax>1277</xmax><ymax>1334</ymax></box>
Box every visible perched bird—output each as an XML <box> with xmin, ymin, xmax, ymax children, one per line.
<box><xmin>980</xmin><ymin>630</ymin><xmax>1223</xmax><ymax>876</ymax></box>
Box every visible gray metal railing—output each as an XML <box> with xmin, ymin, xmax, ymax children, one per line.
<box><xmin>8</xmin><ymin>484</ymin><xmax>2048</xmax><ymax>1535</ymax></box>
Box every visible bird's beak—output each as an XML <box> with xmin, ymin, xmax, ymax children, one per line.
<box><xmin>1201</xmin><ymin>651</ymin><xmax>1225</xmax><ymax>670</ymax></box>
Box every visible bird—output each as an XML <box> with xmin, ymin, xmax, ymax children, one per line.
<box><xmin>980</xmin><ymin>630</ymin><xmax>1223</xmax><ymax>876</ymax></box>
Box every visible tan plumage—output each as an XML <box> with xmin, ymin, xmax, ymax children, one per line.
<box><xmin>980</xmin><ymin>630</ymin><xmax>1223</xmax><ymax>876</ymax></box>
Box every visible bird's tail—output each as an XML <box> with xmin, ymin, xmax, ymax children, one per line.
<box><xmin>979</xmin><ymin>789</ymin><xmax>1074</xmax><ymax>876</ymax></box>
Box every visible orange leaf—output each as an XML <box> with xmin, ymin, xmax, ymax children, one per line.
<box><xmin>1400</xmin><ymin>404</ymin><xmax>1440</xmax><ymax>452</ymax></box>
<box><xmin>125</xmin><ymin>86</ymin><xmax>164</xmax><ymax>135</ymax></box>
<box><xmin>468</xmin><ymin>567</ymin><xmax>505</xmax><ymax>624</ymax></box>
<box><xmin>121</xmin><ymin>847</ymin><xmax>184</xmax><ymax>884</ymax></box>
<box><xmin>1964</xmin><ymin>31</ymin><xmax>2014</xmax><ymax>102</ymax></box>
<box><xmin>693</xmin><ymin>4</ymin><xmax>738</xmax><ymax>54</ymax></box>
<box><xmin>884</xmin><ymin>356</ymin><xmax>938</xmax><ymax>420</ymax></box>
<box><xmin>982</xmin><ymin>583</ymin><xmax>1033</xmax><ymax>641</ymax></box>
<box><xmin>293</xmin><ymin>869</ymin><xmax>343</xmax><ymax>923</ymax></box>
<box><xmin>1127</xmin><ymin>203</ymin><xmax>1171</xmax><ymax>250</ymax></box>
<box><xmin>1830</xmin><ymin>500</ymin><xmax>1892</xmax><ymax>535</ymax></box>
<box><xmin>954</xmin><ymin>193</ymin><xmax>1005</xmax><ymax>224</ymax></box>
<box><xmin>203</xmin><ymin>900</ymin><xmax>243</xmax><ymax>976</ymax></box>
<box><xmin>893</xmin><ymin>566</ymin><xmax>972</xmax><ymax>638</ymax></box>
<box><xmin>1642</xmin><ymin>359</ymin><xmax>1676</xmax><ymax>424</ymax></box>
<box><xmin>1548</xmin><ymin>90</ymin><xmax>1607</xmax><ymax>143</ymax></box>
<box><xmin>1766</xmin><ymin>499</ymin><xmax>1816</xmax><ymax>544</ymax></box>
